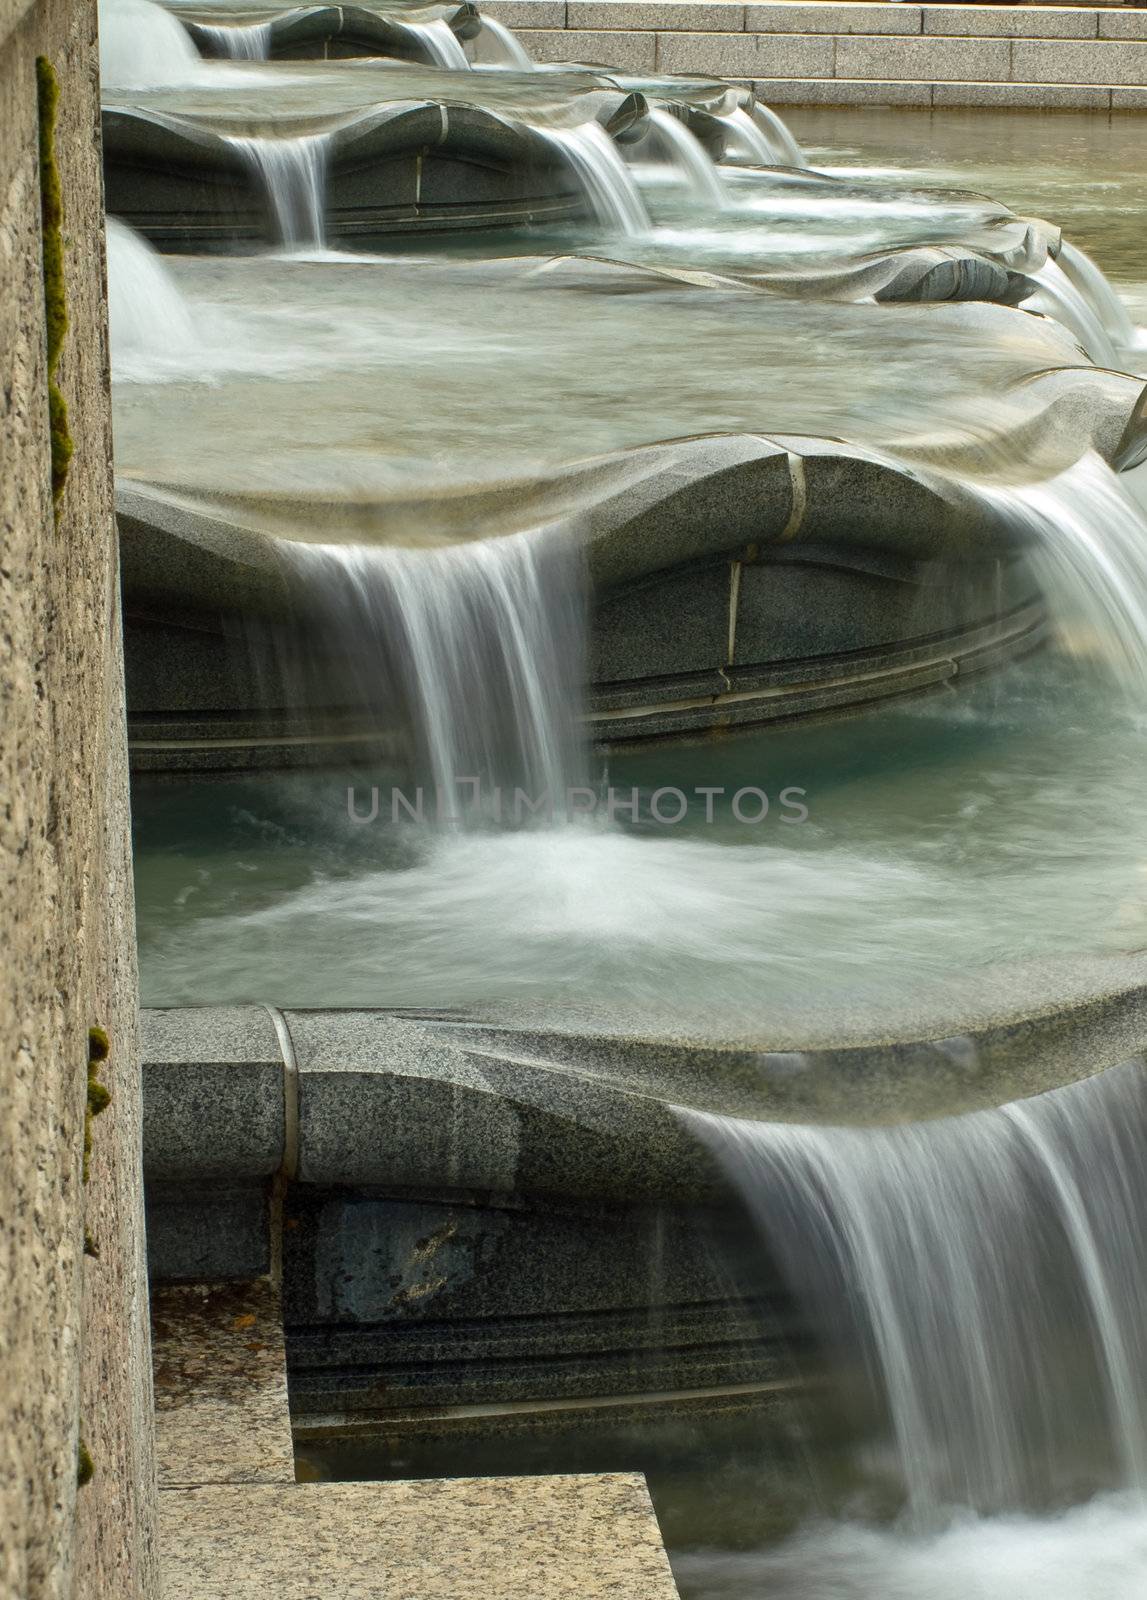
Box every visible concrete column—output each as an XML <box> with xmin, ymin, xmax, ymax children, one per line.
<box><xmin>0</xmin><ymin>0</ymin><xmax>159</xmax><ymax>1593</ymax></box>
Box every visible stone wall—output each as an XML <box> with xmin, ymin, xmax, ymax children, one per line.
<box><xmin>0</xmin><ymin>0</ymin><xmax>158</xmax><ymax>1593</ymax></box>
<box><xmin>484</xmin><ymin>0</ymin><xmax>1147</xmax><ymax>108</ymax></box>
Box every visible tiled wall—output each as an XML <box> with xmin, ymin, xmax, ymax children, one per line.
<box><xmin>482</xmin><ymin>1</ymin><xmax>1147</xmax><ymax>107</ymax></box>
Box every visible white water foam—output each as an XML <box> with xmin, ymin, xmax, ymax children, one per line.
<box><xmin>98</xmin><ymin>0</ymin><xmax>208</xmax><ymax>87</ymax></box>
<box><xmin>675</xmin><ymin>1494</ymin><xmax>1147</xmax><ymax>1600</ymax></box>
<box><xmin>106</xmin><ymin>217</ymin><xmax>200</xmax><ymax>378</ymax></box>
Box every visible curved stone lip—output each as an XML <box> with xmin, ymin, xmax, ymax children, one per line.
<box><xmin>139</xmin><ymin>954</ymin><xmax>1147</xmax><ymax>1203</ymax></box>
<box><xmin>115</xmin><ymin>364</ymin><xmax>1145</xmax><ymax>624</ymax></box>
<box><xmin>101</xmin><ymin>82</ymin><xmax>641</xmax><ymax>147</ymax></box>
<box><xmin>181</xmin><ymin>0</ymin><xmax>483</xmax><ymax>57</ymax></box>
<box><xmin>390</xmin><ymin>949</ymin><xmax>1147</xmax><ymax>1118</ymax></box>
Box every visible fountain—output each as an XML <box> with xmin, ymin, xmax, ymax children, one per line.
<box><xmin>100</xmin><ymin>0</ymin><xmax>1147</xmax><ymax>1593</ymax></box>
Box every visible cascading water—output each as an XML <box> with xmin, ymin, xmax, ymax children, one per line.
<box><xmin>717</xmin><ymin>104</ymin><xmax>786</xmax><ymax>167</ymax></box>
<box><xmin>194</xmin><ymin>19</ymin><xmax>272</xmax><ymax>59</ymax></box>
<box><xmin>1025</xmin><ymin>257</ymin><xmax>1121</xmax><ymax>368</ymax></box>
<box><xmin>750</xmin><ymin>101</ymin><xmax>807</xmax><ymax>168</ymax></box>
<box><xmin>478</xmin><ymin>15</ymin><xmax>535</xmax><ymax>68</ymax></box>
<box><xmin>1058</xmin><ymin>239</ymin><xmax>1138</xmax><ymax>351</ymax></box>
<box><xmin>278</xmin><ymin>530</ymin><xmax>585</xmax><ymax>817</ymax></box>
<box><xmin>228</xmin><ymin>133</ymin><xmax>330</xmax><ymax>249</ymax></box>
<box><xmin>644</xmin><ymin>108</ymin><xmax>728</xmax><ymax>210</ymax></box>
<box><xmin>973</xmin><ymin>451</ymin><xmax>1147</xmax><ymax>696</ymax></box>
<box><xmin>684</xmin><ymin>1059</ymin><xmax>1147</xmax><ymax>1521</ymax></box>
<box><xmin>404</xmin><ymin>16</ymin><xmax>471</xmax><ymax>69</ymax></box>
<box><xmin>98</xmin><ymin>0</ymin><xmax>208</xmax><ymax>87</ymax></box>
<box><xmin>539</xmin><ymin>121</ymin><xmax>650</xmax><ymax>235</ymax></box>
<box><xmin>106</xmin><ymin>217</ymin><xmax>200</xmax><ymax>377</ymax></box>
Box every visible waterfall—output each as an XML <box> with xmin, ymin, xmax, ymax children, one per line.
<box><xmin>538</xmin><ymin>121</ymin><xmax>650</xmax><ymax>235</ymax></box>
<box><xmin>750</xmin><ymin>101</ymin><xmax>807</xmax><ymax>168</ymax></box>
<box><xmin>974</xmin><ymin>452</ymin><xmax>1147</xmax><ymax>696</ymax></box>
<box><xmin>1025</xmin><ymin>258</ymin><xmax>1121</xmax><ymax>369</ymax></box>
<box><xmin>479</xmin><ymin>15</ymin><xmax>535</xmax><ymax>68</ymax></box>
<box><xmin>684</xmin><ymin>1060</ymin><xmax>1147</xmax><ymax>1521</ymax></box>
<box><xmin>1058</xmin><ymin>239</ymin><xmax>1137</xmax><ymax>350</ymax></box>
<box><xmin>716</xmin><ymin>105</ymin><xmax>783</xmax><ymax>167</ymax></box>
<box><xmin>279</xmin><ymin>530</ymin><xmax>584</xmax><ymax>817</ymax></box>
<box><xmin>228</xmin><ymin>133</ymin><xmax>330</xmax><ymax>248</ymax></box>
<box><xmin>106</xmin><ymin>217</ymin><xmax>200</xmax><ymax>378</ymax></box>
<box><xmin>645</xmin><ymin>107</ymin><xmax>728</xmax><ymax>210</ymax></box>
<box><xmin>98</xmin><ymin>0</ymin><xmax>207</xmax><ymax>88</ymax></box>
<box><xmin>194</xmin><ymin>19</ymin><xmax>272</xmax><ymax>59</ymax></box>
<box><xmin>404</xmin><ymin>16</ymin><xmax>470</xmax><ymax>69</ymax></box>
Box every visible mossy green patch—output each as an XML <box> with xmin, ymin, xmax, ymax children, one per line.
<box><xmin>84</xmin><ymin>1029</ymin><xmax>111</xmax><ymax>1183</ymax></box>
<box><xmin>77</xmin><ymin>1438</ymin><xmax>95</xmax><ymax>1487</ymax></box>
<box><xmin>36</xmin><ymin>57</ymin><xmax>72</xmax><ymax>513</ymax></box>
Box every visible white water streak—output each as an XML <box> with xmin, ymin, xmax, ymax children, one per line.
<box><xmin>750</xmin><ymin>101</ymin><xmax>807</xmax><ymax>167</ymax></box>
<box><xmin>716</xmin><ymin>105</ymin><xmax>784</xmax><ymax>166</ymax></box>
<box><xmin>684</xmin><ymin>1061</ymin><xmax>1147</xmax><ymax>1522</ymax></box>
<box><xmin>1058</xmin><ymin>239</ymin><xmax>1137</xmax><ymax>350</ymax></box>
<box><xmin>976</xmin><ymin>452</ymin><xmax>1147</xmax><ymax>695</ymax></box>
<box><xmin>405</xmin><ymin>16</ymin><xmax>470</xmax><ymax>68</ymax></box>
<box><xmin>539</xmin><ymin>120</ymin><xmax>650</xmax><ymax>235</ymax></box>
<box><xmin>479</xmin><ymin>15</ymin><xmax>535</xmax><ymax>68</ymax></box>
<box><xmin>1027</xmin><ymin>257</ymin><xmax>1121</xmax><ymax>368</ymax></box>
<box><xmin>646</xmin><ymin>108</ymin><xmax>727</xmax><ymax>210</ymax></box>
<box><xmin>194</xmin><ymin>19</ymin><xmax>272</xmax><ymax>58</ymax></box>
<box><xmin>281</xmin><ymin>529</ymin><xmax>584</xmax><ymax>812</ymax></box>
<box><xmin>228</xmin><ymin>133</ymin><xmax>330</xmax><ymax>248</ymax></box>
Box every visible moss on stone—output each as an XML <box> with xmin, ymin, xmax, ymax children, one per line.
<box><xmin>36</xmin><ymin>57</ymin><xmax>72</xmax><ymax>513</ymax></box>
<box><xmin>77</xmin><ymin>1439</ymin><xmax>95</xmax><ymax>1487</ymax></box>
<box><xmin>84</xmin><ymin>1029</ymin><xmax>111</xmax><ymax>1182</ymax></box>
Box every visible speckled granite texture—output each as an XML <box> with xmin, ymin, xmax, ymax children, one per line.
<box><xmin>160</xmin><ymin>1474</ymin><xmax>681</xmax><ymax>1599</ymax></box>
<box><xmin>151</xmin><ymin>1279</ymin><xmax>294</xmax><ymax>1488</ymax></box>
<box><xmin>1</xmin><ymin>0</ymin><xmax>158</xmax><ymax>1593</ymax></box>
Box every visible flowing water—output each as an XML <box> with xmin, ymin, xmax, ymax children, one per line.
<box><xmin>677</xmin><ymin>1062</ymin><xmax>1147</xmax><ymax>1595</ymax></box>
<box><xmin>99</xmin><ymin>0</ymin><xmax>211</xmax><ymax>87</ymax></box>
<box><xmin>227</xmin><ymin>133</ymin><xmax>330</xmax><ymax>247</ymax></box>
<box><xmin>1025</xmin><ymin>257</ymin><xmax>1121</xmax><ymax>368</ymax></box>
<box><xmin>686</xmin><ymin>1063</ymin><xmax>1147</xmax><ymax>1519</ymax></box>
<box><xmin>277</xmin><ymin>529</ymin><xmax>585</xmax><ymax>808</ymax></box>
<box><xmin>193</xmin><ymin>19</ymin><xmax>272</xmax><ymax>59</ymax></box>
<box><xmin>751</xmin><ymin>102</ymin><xmax>806</xmax><ymax>168</ymax></box>
<box><xmin>974</xmin><ymin>452</ymin><xmax>1147</xmax><ymax>694</ymax></box>
<box><xmin>478</xmin><ymin>15</ymin><xmax>535</xmax><ymax>69</ymax></box>
<box><xmin>404</xmin><ymin>16</ymin><xmax>470</xmax><ymax>69</ymax></box>
<box><xmin>715</xmin><ymin>105</ymin><xmax>784</xmax><ymax>167</ymax></box>
<box><xmin>105</xmin><ymin>218</ymin><xmax>201</xmax><ymax>376</ymax></box>
<box><xmin>104</xmin><ymin>59</ymin><xmax>1147</xmax><ymax>1599</ymax></box>
<box><xmin>644</xmin><ymin>108</ymin><xmax>728</xmax><ymax>209</ymax></box>
<box><xmin>539</xmin><ymin>120</ymin><xmax>651</xmax><ymax>234</ymax></box>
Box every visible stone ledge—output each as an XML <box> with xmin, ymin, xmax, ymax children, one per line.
<box><xmin>496</xmin><ymin>5</ymin><xmax>1147</xmax><ymax>95</ymax></box>
<box><xmin>159</xmin><ymin>1474</ymin><xmax>680</xmax><ymax>1599</ymax></box>
<box><xmin>142</xmin><ymin>1006</ymin><xmax>285</xmax><ymax>1179</ymax></box>
<box><xmin>751</xmin><ymin>74</ymin><xmax>1133</xmax><ymax>105</ymax></box>
<box><xmin>151</xmin><ymin>1278</ymin><xmax>294</xmax><ymax>1488</ymax></box>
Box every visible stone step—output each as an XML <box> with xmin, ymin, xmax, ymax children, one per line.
<box><xmin>484</xmin><ymin>0</ymin><xmax>1147</xmax><ymax>38</ymax></box>
<box><xmin>161</xmin><ymin>1475</ymin><xmax>682</xmax><ymax>1599</ymax></box>
<box><xmin>752</xmin><ymin>73</ymin><xmax>1147</xmax><ymax>102</ymax></box>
